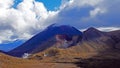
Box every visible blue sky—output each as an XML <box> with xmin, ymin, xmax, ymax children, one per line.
<box><xmin>13</xmin><ymin>0</ymin><xmax>22</xmax><ymax>8</ymax></box>
<box><xmin>0</xmin><ymin>0</ymin><xmax>120</xmax><ymax>51</ymax></box>
<box><xmin>0</xmin><ymin>40</ymin><xmax>24</xmax><ymax>51</ymax></box>
<box><xmin>13</xmin><ymin>0</ymin><xmax>61</xmax><ymax>10</ymax></box>
<box><xmin>35</xmin><ymin>0</ymin><xmax>61</xmax><ymax>11</ymax></box>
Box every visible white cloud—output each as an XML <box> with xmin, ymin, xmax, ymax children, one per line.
<box><xmin>0</xmin><ymin>0</ymin><xmax>13</xmax><ymax>9</ymax></box>
<box><xmin>71</xmin><ymin>0</ymin><xmax>102</xmax><ymax>7</ymax></box>
<box><xmin>80</xmin><ymin>27</ymin><xmax>120</xmax><ymax>32</ymax></box>
<box><xmin>0</xmin><ymin>0</ymin><xmax>58</xmax><ymax>43</ymax></box>
<box><xmin>97</xmin><ymin>27</ymin><xmax>120</xmax><ymax>32</ymax></box>
<box><xmin>0</xmin><ymin>30</ymin><xmax>15</xmax><ymax>43</ymax></box>
<box><xmin>90</xmin><ymin>7</ymin><xmax>106</xmax><ymax>17</ymax></box>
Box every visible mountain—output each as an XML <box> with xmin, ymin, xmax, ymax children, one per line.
<box><xmin>8</xmin><ymin>25</ymin><xmax>120</xmax><ymax>59</ymax></box>
<box><xmin>75</xmin><ymin>27</ymin><xmax>120</xmax><ymax>53</ymax></box>
<box><xmin>2</xmin><ymin>26</ymin><xmax>120</xmax><ymax>68</ymax></box>
<box><xmin>80</xmin><ymin>27</ymin><xmax>115</xmax><ymax>52</ymax></box>
<box><xmin>82</xmin><ymin>27</ymin><xmax>106</xmax><ymax>40</ymax></box>
<box><xmin>8</xmin><ymin>24</ymin><xmax>83</xmax><ymax>57</ymax></box>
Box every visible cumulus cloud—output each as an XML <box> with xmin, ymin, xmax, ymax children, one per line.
<box><xmin>0</xmin><ymin>0</ymin><xmax>120</xmax><ymax>43</ymax></box>
<box><xmin>0</xmin><ymin>0</ymin><xmax>58</xmax><ymax>43</ymax></box>
<box><xmin>0</xmin><ymin>0</ymin><xmax>13</xmax><ymax>9</ymax></box>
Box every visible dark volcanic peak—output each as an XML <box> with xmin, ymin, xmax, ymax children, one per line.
<box><xmin>8</xmin><ymin>25</ymin><xmax>82</xmax><ymax>57</ymax></box>
<box><xmin>83</xmin><ymin>27</ymin><xmax>106</xmax><ymax>40</ymax></box>
<box><xmin>81</xmin><ymin>27</ymin><xmax>120</xmax><ymax>52</ymax></box>
<box><xmin>45</xmin><ymin>24</ymin><xmax>82</xmax><ymax>35</ymax></box>
<box><xmin>84</xmin><ymin>27</ymin><xmax>101</xmax><ymax>33</ymax></box>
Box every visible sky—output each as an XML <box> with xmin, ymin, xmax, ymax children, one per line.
<box><xmin>0</xmin><ymin>0</ymin><xmax>120</xmax><ymax>51</ymax></box>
